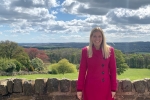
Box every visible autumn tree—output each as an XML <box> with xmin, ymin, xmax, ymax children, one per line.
<box><xmin>25</xmin><ymin>48</ymin><xmax>49</xmax><ymax>63</ymax></box>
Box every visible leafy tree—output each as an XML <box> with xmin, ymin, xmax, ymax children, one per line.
<box><xmin>125</xmin><ymin>53</ymin><xmax>150</xmax><ymax>68</ymax></box>
<box><xmin>0</xmin><ymin>40</ymin><xmax>30</xmax><ymax>70</ymax></box>
<box><xmin>50</xmin><ymin>58</ymin><xmax>77</xmax><ymax>75</ymax></box>
<box><xmin>0</xmin><ymin>40</ymin><xmax>20</xmax><ymax>58</ymax></box>
<box><xmin>46</xmin><ymin>48</ymin><xmax>81</xmax><ymax>64</ymax></box>
<box><xmin>11</xmin><ymin>59</ymin><xmax>23</xmax><ymax>72</ymax></box>
<box><xmin>5</xmin><ymin>62</ymin><xmax>16</xmax><ymax>72</ymax></box>
<box><xmin>0</xmin><ymin>58</ymin><xmax>8</xmax><ymax>71</ymax></box>
<box><xmin>24</xmin><ymin>48</ymin><xmax>39</xmax><ymax>59</ymax></box>
<box><xmin>115</xmin><ymin>49</ymin><xmax>129</xmax><ymax>75</ymax></box>
<box><xmin>57</xmin><ymin>59</ymin><xmax>77</xmax><ymax>75</ymax></box>
<box><xmin>25</xmin><ymin>48</ymin><xmax>49</xmax><ymax>63</ymax></box>
<box><xmin>31</xmin><ymin>57</ymin><xmax>44</xmax><ymax>71</ymax></box>
<box><xmin>0</xmin><ymin>58</ymin><xmax>16</xmax><ymax>72</ymax></box>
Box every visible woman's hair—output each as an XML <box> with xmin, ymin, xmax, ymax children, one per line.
<box><xmin>87</xmin><ymin>27</ymin><xmax>110</xmax><ymax>59</ymax></box>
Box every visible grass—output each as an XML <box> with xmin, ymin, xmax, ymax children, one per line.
<box><xmin>0</xmin><ymin>68</ymin><xmax>150</xmax><ymax>81</ymax></box>
<box><xmin>117</xmin><ymin>68</ymin><xmax>150</xmax><ymax>81</ymax></box>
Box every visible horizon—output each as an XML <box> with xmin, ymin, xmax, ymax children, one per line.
<box><xmin>17</xmin><ymin>41</ymin><xmax>150</xmax><ymax>44</ymax></box>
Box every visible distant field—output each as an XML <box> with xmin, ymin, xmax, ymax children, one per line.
<box><xmin>0</xmin><ymin>68</ymin><xmax>150</xmax><ymax>81</ymax></box>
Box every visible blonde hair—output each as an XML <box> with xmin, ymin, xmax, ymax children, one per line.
<box><xmin>87</xmin><ymin>27</ymin><xmax>110</xmax><ymax>59</ymax></box>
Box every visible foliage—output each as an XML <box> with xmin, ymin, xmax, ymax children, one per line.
<box><xmin>46</xmin><ymin>48</ymin><xmax>81</xmax><ymax>64</ymax></box>
<box><xmin>5</xmin><ymin>62</ymin><xmax>16</xmax><ymax>72</ymax></box>
<box><xmin>115</xmin><ymin>49</ymin><xmax>129</xmax><ymax>75</ymax></box>
<box><xmin>125</xmin><ymin>53</ymin><xmax>150</xmax><ymax>69</ymax></box>
<box><xmin>0</xmin><ymin>58</ymin><xmax>16</xmax><ymax>72</ymax></box>
<box><xmin>147</xmin><ymin>65</ymin><xmax>150</xmax><ymax>69</ymax></box>
<box><xmin>57</xmin><ymin>59</ymin><xmax>77</xmax><ymax>74</ymax></box>
<box><xmin>51</xmin><ymin>63</ymin><xmax>59</xmax><ymax>74</ymax></box>
<box><xmin>50</xmin><ymin>59</ymin><xmax>77</xmax><ymax>75</ymax></box>
<box><xmin>25</xmin><ymin>48</ymin><xmax>49</xmax><ymax>63</ymax></box>
<box><xmin>11</xmin><ymin>59</ymin><xmax>23</xmax><ymax>72</ymax></box>
<box><xmin>31</xmin><ymin>57</ymin><xmax>44</xmax><ymax>71</ymax></box>
<box><xmin>0</xmin><ymin>40</ymin><xmax>30</xmax><ymax>70</ymax></box>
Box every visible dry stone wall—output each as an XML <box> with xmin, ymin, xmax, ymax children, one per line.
<box><xmin>0</xmin><ymin>78</ymin><xmax>150</xmax><ymax>100</ymax></box>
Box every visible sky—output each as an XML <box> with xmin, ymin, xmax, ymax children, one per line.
<box><xmin>0</xmin><ymin>0</ymin><xmax>150</xmax><ymax>43</ymax></box>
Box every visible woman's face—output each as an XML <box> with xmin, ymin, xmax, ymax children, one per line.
<box><xmin>91</xmin><ymin>31</ymin><xmax>103</xmax><ymax>49</ymax></box>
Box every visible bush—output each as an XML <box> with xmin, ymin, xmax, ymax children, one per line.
<box><xmin>5</xmin><ymin>62</ymin><xmax>16</xmax><ymax>72</ymax></box>
<box><xmin>147</xmin><ymin>65</ymin><xmax>150</xmax><ymax>69</ymax></box>
<box><xmin>31</xmin><ymin>57</ymin><xmax>44</xmax><ymax>71</ymax></box>
<box><xmin>0</xmin><ymin>58</ymin><xmax>16</xmax><ymax>72</ymax></box>
<box><xmin>51</xmin><ymin>63</ymin><xmax>59</xmax><ymax>74</ymax></box>
<box><xmin>11</xmin><ymin>59</ymin><xmax>23</xmax><ymax>72</ymax></box>
<box><xmin>50</xmin><ymin>59</ymin><xmax>77</xmax><ymax>75</ymax></box>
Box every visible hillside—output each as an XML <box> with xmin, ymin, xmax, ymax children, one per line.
<box><xmin>19</xmin><ymin>42</ymin><xmax>150</xmax><ymax>53</ymax></box>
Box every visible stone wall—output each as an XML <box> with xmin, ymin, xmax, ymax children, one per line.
<box><xmin>0</xmin><ymin>78</ymin><xmax>150</xmax><ymax>100</ymax></box>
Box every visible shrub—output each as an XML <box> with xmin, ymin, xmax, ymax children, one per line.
<box><xmin>51</xmin><ymin>63</ymin><xmax>59</xmax><ymax>74</ymax></box>
<box><xmin>5</xmin><ymin>62</ymin><xmax>16</xmax><ymax>72</ymax></box>
<box><xmin>50</xmin><ymin>59</ymin><xmax>77</xmax><ymax>75</ymax></box>
<box><xmin>147</xmin><ymin>65</ymin><xmax>150</xmax><ymax>69</ymax></box>
<box><xmin>31</xmin><ymin>57</ymin><xmax>44</xmax><ymax>71</ymax></box>
<box><xmin>11</xmin><ymin>59</ymin><xmax>23</xmax><ymax>72</ymax></box>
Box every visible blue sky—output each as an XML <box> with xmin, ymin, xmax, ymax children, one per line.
<box><xmin>0</xmin><ymin>0</ymin><xmax>150</xmax><ymax>43</ymax></box>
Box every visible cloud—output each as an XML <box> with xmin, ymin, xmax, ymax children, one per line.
<box><xmin>0</xmin><ymin>0</ymin><xmax>150</xmax><ymax>42</ymax></box>
<box><xmin>61</xmin><ymin>0</ymin><xmax>150</xmax><ymax>15</ymax></box>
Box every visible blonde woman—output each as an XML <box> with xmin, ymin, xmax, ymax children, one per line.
<box><xmin>77</xmin><ymin>27</ymin><xmax>117</xmax><ymax>100</ymax></box>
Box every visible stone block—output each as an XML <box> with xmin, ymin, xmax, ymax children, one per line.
<box><xmin>0</xmin><ymin>80</ymin><xmax>8</xmax><ymax>95</ymax></box>
<box><xmin>117</xmin><ymin>80</ymin><xmax>122</xmax><ymax>92</ymax></box>
<box><xmin>71</xmin><ymin>80</ymin><xmax>76</xmax><ymax>92</ymax></box>
<box><xmin>35</xmin><ymin>78</ymin><xmax>47</xmax><ymax>95</ymax></box>
<box><xmin>60</xmin><ymin>79</ymin><xmax>70</xmax><ymax>92</ymax></box>
<box><xmin>23</xmin><ymin>80</ymin><xmax>35</xmax><ymax>96</ymax></box>
<box><xmin>0</xmin><ymin>85</ymin><xmax>8</xmax><ymax>95</ymax></box>
<box><xmin>7</xmin><ymin>80</ymin><xmax>13</xmax><ymax>93</ymax></box>
<box><xmin>145</xmin><ymin>78</ymin><xmax>150</xmax><ymax>92</ymax></box>
<box><xmin>13</xmin><ymin>79</ymin><xmax>24</xmax><ymax>93</ymax></box>
<box><xmin>122</xmin><ymin>79</ymin><xmax>132</xmax><ymax>92</ymax></box>
<box><xmin>47</xmin><ymin>78</ymin><xmax>59</xmax><ymax>93</ymax></box>
<box><xmin>133</xmin><ymin>80</ymin><xmax>146</xmax><ymax>93</ymax></box>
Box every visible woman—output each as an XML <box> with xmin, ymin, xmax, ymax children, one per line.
<box><xmin>77</xmin><ymin>27</ymin><xmax>117</xmax><ymax>100</ymax></box>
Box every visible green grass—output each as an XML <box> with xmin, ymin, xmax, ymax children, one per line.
<box><xmin>0</xmin><ymin>68</ymin><xmax>150</xmax><ymax>81</ymax></box>
<box><xmin>117</xmin><ymin>68</ymin><xmax>150</xmax><ymax>81</ymax></box>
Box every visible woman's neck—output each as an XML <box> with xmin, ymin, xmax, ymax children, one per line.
<box><xmin>94</xmin><ymin>45</ymin><xmax>100</xmax><ymax>50</ymax></box>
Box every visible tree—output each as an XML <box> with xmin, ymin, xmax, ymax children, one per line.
<box><xmin>0</xmin><ymin>40</ymin><xmax>30</xmax><ymax>70</ymax></box>
<box><xmin>115</xmin><ymin>49</ymin><xmax>129</xmax><ymax>75</ymax></box>
<box><xmin>0</xmin><ymin>40</ymin><xmax>20</xmax><ymax>59</ymax></box>
<box><xmin>57</xmin><ymin>59</ymin><xmax>77</xmax><ymax>75</ymax></box>
<box><xmin>46</xmin><ymin>48</ymin><xmax>81</xmax><ymax>64</ymax></box>
<box><xmin>25</xmin><ymin>48</ymin><xmax>49</xmax><ymax>63</ymax></box>
<box><xmin>31</xmin><ymin>57</ymin><xmax>44</xmax><ymax>71</ymax></box>
<box><xmin>50</xmin><ymin>58</ymin><xmax>77</xmax><ymax>75</ymax></box>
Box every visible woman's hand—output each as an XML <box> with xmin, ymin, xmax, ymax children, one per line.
<box><xmin>112</xmin><ymin>91</ymin><xmax>116</xmax><ymax>98</ymax></box>
<box><xmin>77</xmin><ymin>91</ymin><xmax>82</xmax><ymax>100</ymax></box>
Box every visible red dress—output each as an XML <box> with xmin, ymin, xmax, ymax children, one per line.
<box><xmin>77</xmin><ymin>46</ymin><xmax>117</xmax><ymax>100</ymax></box>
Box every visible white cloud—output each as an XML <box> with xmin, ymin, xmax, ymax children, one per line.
<box><xmin>0</xmin><ymin>0</ymin><xmax>150</xmax><ymax>43</ymax></box>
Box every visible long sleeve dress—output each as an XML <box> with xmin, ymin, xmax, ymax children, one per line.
<box><xmin>77</xmin><ymin>46</ymin><xmax>117</xmax><ymax>100</ymax></box>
